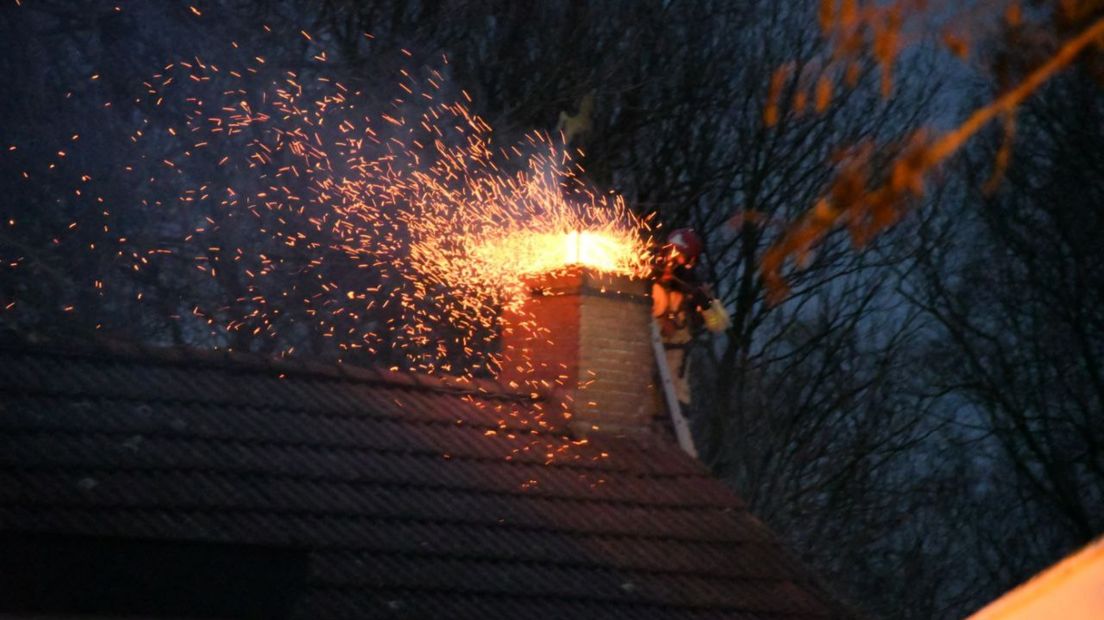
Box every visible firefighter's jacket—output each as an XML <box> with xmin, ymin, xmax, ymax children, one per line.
<box><xmin>652</xmin><ymin>266</ymin><xmax>709</xmax><ymax>346</ymax></box>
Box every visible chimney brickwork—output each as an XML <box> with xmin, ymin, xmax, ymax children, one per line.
<box><xmin>500</xmin><ymin>266</ymin><xmax>660</xmax><ymax>437</ymax></box>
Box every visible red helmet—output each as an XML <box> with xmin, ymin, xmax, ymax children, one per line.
<box><xmin>666</xmin><ymin>228</ymin><xmax>703</xmax><ymax>261</ymax></box>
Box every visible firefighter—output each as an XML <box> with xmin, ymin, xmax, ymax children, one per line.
<box><xmin>652</xmin><ymin>228</ymin><xmax>730</xmax><ymax>411</ymax></box>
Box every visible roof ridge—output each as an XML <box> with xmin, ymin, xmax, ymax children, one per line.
<box><xmin>0</xmin><ymin>335</ymin><xmax>533</xmax><ymax>403</ymax></box>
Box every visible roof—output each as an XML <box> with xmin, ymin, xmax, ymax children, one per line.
<box><xmin>0</xmin><ymin>340</ymin><xmax>842</xmax><ymax>619</ymax></box>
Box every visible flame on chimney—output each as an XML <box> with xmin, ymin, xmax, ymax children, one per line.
<box><xmin>471</xmin><ymin>229</ymin><xmax>649</xmax><ymax>280</ymax></box>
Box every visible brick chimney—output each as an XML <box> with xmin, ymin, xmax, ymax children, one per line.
<box><xmin>499</xmin><ymin>266</ymin><xmax>660</xmax><ymax>437</ymax></box>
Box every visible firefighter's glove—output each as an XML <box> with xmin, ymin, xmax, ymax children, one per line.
<box><xmin>702</xmin><ymin>298</ymin><xmax>730</xmax><ymax>333</ymax></box>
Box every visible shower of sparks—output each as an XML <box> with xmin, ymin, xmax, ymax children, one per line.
<box><xmin>109</xmin><ymin>42</ymin><xmax>650</xmax><ymax>383</ymax></box>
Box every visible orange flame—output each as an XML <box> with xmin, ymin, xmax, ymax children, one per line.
<box><xmin>472</xmin><ymin>229</ymin><xmax>650</xmax><ymax>278</ymax></box>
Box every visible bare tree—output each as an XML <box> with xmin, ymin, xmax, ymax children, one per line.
<box><xmin>905</xmin><ymin>60</ymin><xmax>1104</xmax><ymax>613</ymax></box>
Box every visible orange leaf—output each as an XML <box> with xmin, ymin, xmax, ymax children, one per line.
<box><xmin>815</xmin><ymin>76</ymin><xmax>833</xmax><ymax>112</ymax></box>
